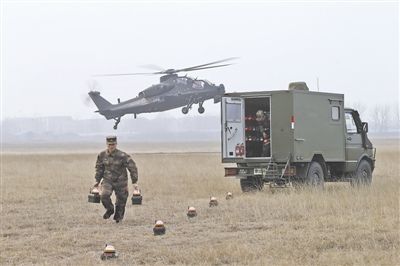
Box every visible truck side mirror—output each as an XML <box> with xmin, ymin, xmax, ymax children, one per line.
<box><xmin>362</xmin><ymin>122</ymin><xmax>368</xmax><ymax>133</ymax></box>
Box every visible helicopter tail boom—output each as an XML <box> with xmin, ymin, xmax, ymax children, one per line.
<box><xmin>88</xmin><ymin>91</ymin><xmax>113</xmax><ymax>111</ymax></box>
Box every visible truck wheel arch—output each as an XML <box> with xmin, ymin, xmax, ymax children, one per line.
<box><xmin>310</xmin><ymin>154</ymin><xmax>328</xmax><ymax>178</ymax></box>
<box><xmin>357</xmin><ymin>155</ymin><xmax>374</xmax><ymax>172</ymax></box>
<box><xmin>294</xmin><ymin>154</ymin><xmax>328</xmax><ymax>181</ymax></box>
<box><xmin>351</xmin><ymin>159</ymin><xmax>373</xmax><ymax>186</ymax></box>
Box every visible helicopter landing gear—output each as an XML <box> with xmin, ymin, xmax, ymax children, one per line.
<box><xmin>113</xmin><ymin>117</ymin><xmax>121</xmax><ymax>130</ymax></box>
<box><xmin>182</xmin><ymin>99</ymin><xmax>194</xmax><ymax>115</ymax></box>
<box><xmin>198</xmin><ymin>102</ymin><xmax>205</xmax><ymax>114</ymax></box>
<box><xmin>182</xmin><ymin>107</ymin><xmax>189</xmax><ymax>114</ymax></box>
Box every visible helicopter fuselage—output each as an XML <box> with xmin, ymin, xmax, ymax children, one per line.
<box><xmin>90</xmin><ymin>75</ymin><xmax>225</xmax><ymax>120</ymax></box>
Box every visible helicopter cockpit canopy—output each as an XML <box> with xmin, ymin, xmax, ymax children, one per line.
<box><xmin>176</xmin><ymin>77</ymin><xmax>188</xmax><ymax>85</ymax></box>
<box><xmin>139</xmin><ymin>83</ymin><xmax>174</xmax><ymax>98</ymax></box>
<box><xmin>192</xmin><ymin>80</ymin><xmax>205</xmax><ymax>89</ymax></box>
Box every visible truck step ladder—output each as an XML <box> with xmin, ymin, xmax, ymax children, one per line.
<box><xmin>269</xmin><ymin>157</ymin><xmax>293</xmax><ymax>189</ymax></box>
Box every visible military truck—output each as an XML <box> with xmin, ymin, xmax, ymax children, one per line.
<box><xmin>221</xmin><ymin>82</ymin><xmax>376</xmax><ymax>192</ymax></box>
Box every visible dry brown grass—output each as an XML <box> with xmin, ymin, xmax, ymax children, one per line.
<box><xmin>1</xmin><ymin>140</ymin><xmax>399</xmax><ymax>265</ymax></box>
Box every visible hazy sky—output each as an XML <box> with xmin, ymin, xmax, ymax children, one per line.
<box><xmin>1</xmin><ymin>1</ymin><xmax>398</xmax><ymax>120</ymax></box>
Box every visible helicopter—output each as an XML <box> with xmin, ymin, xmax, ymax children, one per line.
<box><xmin>89</xmin><ymin>58</ymin><xmax>236</xmax><ymax>129</ymax></box>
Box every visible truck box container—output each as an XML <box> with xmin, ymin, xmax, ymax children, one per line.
<box><xmin>221</xmin><ymin>82</ymin><xmax>375</xmax><ymax>191</ymax></box>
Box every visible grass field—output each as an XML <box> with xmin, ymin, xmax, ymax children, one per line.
<box><xmin>1</xmin><ymin>140</ymin><xmax>399</xmax><ymax>265</ymax></box>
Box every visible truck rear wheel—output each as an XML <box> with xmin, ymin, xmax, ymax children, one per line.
<box><xmin>351</xmin><ymin>160</ymin><xmax>372</xmax><ymax>187</ymax></box>
<box><xmin>240</xmin><ymin>176</ymin><xmax>264</xmax><ymax>192</ymax></box>
<box><xmin>306</xmin><ymin>162</ymin><xmax>324</xmax><ymax>188</ymax></box>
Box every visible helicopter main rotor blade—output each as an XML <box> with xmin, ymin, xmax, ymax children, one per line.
<box><xmin>173</xmin><ymin>57</ymin><xmax>238</xmax><ymax>73</ymax></box>
<box><xmin>138</xmin><ymin>64</ymin><xmax>165</xmax><ymax>72</ymax></box>
<box><xmin>93</xmin><ymin>72</ymin><xmax>157</xmax><ymax>77</ymax></box>
<box><xmin>93</xmin><ymin>57</ymin><xmax>238</xmax><ymax>77</ymax></box>
<box><xmin>177</xmin><ymin>63</ymin><xmax>234</xmax><ymax>72</ymax></box>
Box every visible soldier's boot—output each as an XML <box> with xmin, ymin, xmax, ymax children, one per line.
<box><xmin>114</xmin><ymin>205</ymin><xmax>125</xmax><ymax>223</ymax></box>
<box><xmin>103</xmin><ymin>208</ymin><xmax>114</xmax><ymax>219</ymax></box>
<box><xmin>101</xmin><ymin>194</ymin><xmax>114</xmax><ymax>219</ymax></box>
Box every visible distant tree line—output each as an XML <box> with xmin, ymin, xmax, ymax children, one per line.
<box><xmin>351</xmin><ymin>102</ymin><xmax>399</xmax><ymax>132</ymax></box>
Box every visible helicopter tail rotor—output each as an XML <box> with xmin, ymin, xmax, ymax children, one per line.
<box><xmin>83</xmin><ymin>80</ymin><xmax>101</xmax><ymax>107</ymax></box>
<box><xmin>87</xmin><ymin>79</ymin><xmax>101</xmax><ymax>91</ymax></box>
<box><xmin>83</xmin><ymin>94</ymin><xmax>93</xmax><ymax>107</ymax></box>
<box><xmin>86</xmin><ymin>79</ymin><xmax>113</xmax><ymax>110</ymax></box>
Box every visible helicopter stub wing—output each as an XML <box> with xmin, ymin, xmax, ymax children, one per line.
<box><xmin>112</xmin><ymin>96</ymin><xmax>154</xmax><ymax>110</ymax></box>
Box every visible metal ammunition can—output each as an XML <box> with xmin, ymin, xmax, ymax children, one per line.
<box><xmin>153</xmin><ymin>226</ymin><xmax>166</xmax><ymax>235</ymax></box>
<box><xmin>131</xmin><ymin>195</ymin><xmax>142</xmax><ymax>205</ymax></box>
<box><xmin>88</xmin><ymin>193</ymin><xmax>101</xmax><ymax>203</ymax></box>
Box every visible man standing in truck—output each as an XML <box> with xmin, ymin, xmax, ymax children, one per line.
<box><xmin>255</xmin><ymin>110</ymin><xmax>270</xmax><ymax>157</ymax></box>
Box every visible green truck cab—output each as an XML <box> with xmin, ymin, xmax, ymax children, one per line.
<box><xmin>221</xmin><ymin>82</ymin><xmax>376</xmax><ymax>192</ymax></box>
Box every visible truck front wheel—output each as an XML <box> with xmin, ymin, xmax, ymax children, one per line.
<box><xmin>240</xmin><ymin>176</ymin><xmax>264</xmax><ymax>192</ymax></box>
<box><xmin>351</xmin><ymin>160</ymin><xmax>372</xmax><ymax>187</ymax></box>
<box><xmin>306</xmin><ymin>162</ymin><xmax>325</xmax><ymax>188</ymax></box>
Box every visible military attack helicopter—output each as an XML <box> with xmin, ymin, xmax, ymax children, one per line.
<box><xmin>89</xmin><ymin>58</ymin><xmax>236</xmax><ymax>129</ymax></box>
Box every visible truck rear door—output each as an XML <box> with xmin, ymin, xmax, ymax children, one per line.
<box><xmin>221</xmin><ymin>97</ymin><xmax>245</xmax><ymax>159</ymax></box>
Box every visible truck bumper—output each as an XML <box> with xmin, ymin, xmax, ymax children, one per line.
<box><xmin>225</xmin><ymin>165</ymin><xmax>296</xmax><ymax>181</ymax></box>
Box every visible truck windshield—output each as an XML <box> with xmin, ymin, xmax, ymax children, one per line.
<box><xmin>226</xmin><ymin>103</ymin><xmax>241</xmax><ymax>122</ymax></box>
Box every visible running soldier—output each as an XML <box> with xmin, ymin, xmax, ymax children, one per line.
<box><xmin>93</xmin><ymin>136</ymin><xmax>138</xmax><ymax>223</ymax></box>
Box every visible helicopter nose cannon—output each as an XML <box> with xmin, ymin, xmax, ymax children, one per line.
<box><xmin>213</xmin><ymin>84</ymin><xmax>225</xmax><ymax>103</ymax></box>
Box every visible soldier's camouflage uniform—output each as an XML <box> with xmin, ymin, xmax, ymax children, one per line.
<box><xmin>256</xmin><ymin>115</ymin><xmax>270</xmax><ymax>157</ymax></box>
<box><xmin>95</xmin><ymin>149</ymin><xmax>138</xmax><ymax>221</ymax></box>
